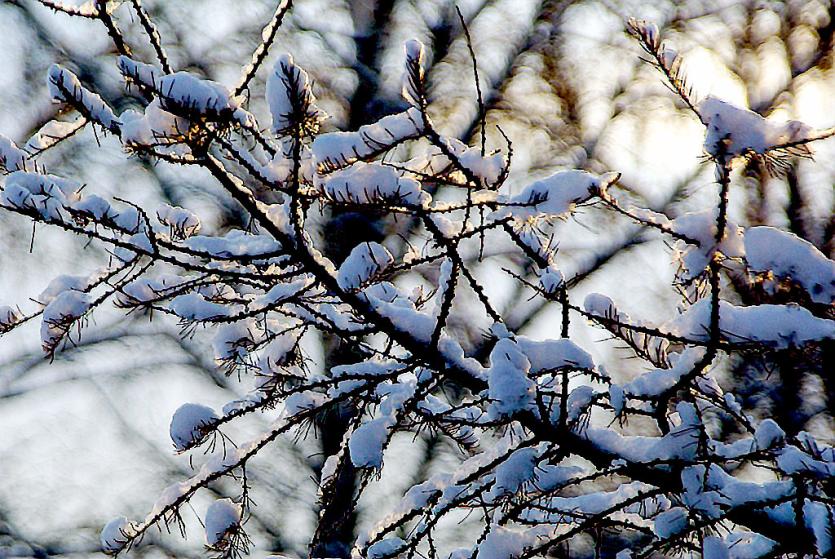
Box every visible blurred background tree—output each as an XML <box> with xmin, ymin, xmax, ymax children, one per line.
<box><xmin>0</xmin><ymin>0</ymin><xmax>832</xmax><ymax>557</ymax></box>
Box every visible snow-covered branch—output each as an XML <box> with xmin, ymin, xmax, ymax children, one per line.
<box><xmin>1</xmin><ymin>8</ymin><xmax>833</xmax><ymax>559</ymax></box>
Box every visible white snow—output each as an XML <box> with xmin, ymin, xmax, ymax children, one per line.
<box><xmin>281</xmin><ymin>391</ymin><xmax>327</xmax><ymax>418</ymax></box>
<box><xmin>318</xmin><ymin>162</ymin><xmax>431</xmax><ymax>207</ymax></box>
<box><xmin>609</xmin><ymin>384</ymin><xmax>625</xmax><ymax>416</ymax></box>
<box><xmin>337</xmin><ymin>242</ymin><xmax>394</xmax><ymax>291</ymax></box>
<box><xmin>118</xmin><ymin>57</ymin><xmax>162</xmax><ymax>89</ymax></box>
<box><xmin>671</xmin><ymin>210</ymin><xmax>745</xmax><ymax>281</ymax></box>
<box><xmin>119</xmin><ymin>100</ymin><xmax>190</xmax><ymax>147</ymax></box>
<box><xmin>367</xmin><ymin>537</ymin><xmax>406</xmax><ymax>559</ymax></box>
<box><xmin>666</xmin><ymin>299</ymin><xmax>835</xmax><ymax>348</ymax></box>
<box><xmin>699</xmin><ymin>96</ymin><xmax>813</xmax><ymax>157</ymax></box>
<box><xmin>562</xmin><ymin>385</ymin><xmax>596</xmax><ymax>425</ymax></box>
<box><xmin>169</xmin><ymin>403</ymin><xmax>219</xmax><ymax>451</ymax></box>
<box><xmin>37</xmin><ymin>274</ymin><xmax>89</xmax><ymax>306</ymax></box>
<box><xmin>312</xmin><ymin>108</ymin><xmax>423</xmax><ymax>167</ymax></box>
<box><xmin>487</xmin><ymin>339</ymin><xmax>535</xmax><ymax>419</ymax></box>
<box><xmin>118</xmin><ymin>274</ymin><xmax>187</xmax><ymax>306</ymax></box>
<box><xmin>430</xmin><ymin>213</ymin><xmax>458</xmax><ymax>238</ymax></box>
<box><xmin>100</xmin><ymin>516</ymin><xmax>136</xmax><ymax>554</ymax></box>
<box><xmin>47</xmin><ymin>65</ymin><xmax>118</xmax><ymax>132</ymax></box>
<box><xmin>40</xmin><ymin>290</ymin><xmax>91</xmax><ymax>352</ymax></box>
<box><xmin>114</xmin><ymin>232</ymin><xmax>153</xmax><ymax>262</ymax></box>
<box><xmin>724</xmin><ymin>532</ymin><xmax>777</xmax><ymax>559</ymax></box>
<box><xmin>213</xmin><ymin>320</ymin><xmax>257</xmax><ymax>363</ymax></box>
<box><xmin>0</xmin><ymin>305</ymin><xmax>21</xmax><ymax>331</ymax></box>
<box><xmin>584</xmin><ymin>402</ymin><xmax>702</xmax><ymax>463</ymax></box>
<box><xmin>157</xmin><ymin>72</ymin><xmax>240</xmax><ymax>116</ymax></box>
<box><xmin>156</xmin><ymin>204</ymin><xmax>201</xmax><ymax>239</ymax></box>
<box><xmin>490</xmin><ymin>446</ymin><xmax>538</xmax><ymax>497</ymax></box>
<box><xmin>2</xmin><ymin>171</ymin><xmax>82</xmax><ymax>220</ymax></box>
<box><xmin>703</xmin><ymin>536</ymin><xmax>729</xmax><ymax>559</ymax></box>
<box><xmin>680</xmin><ymin>466</ymin><xmax>726</xmax><ymax>519</ymax></box>
<box><xmin>583</xmin><ymin>292</ymin><xmax>670</xmax><ymax>359</ymax></box>
<box><xmin>349</xmin><ymin>378</ymin><xmax>416</xmax><ymax>468</ymax></box>
<box><xmin>745</xmin><ymin>226</ymin><xmax>835</xmax><ymax>305</ymax></box>
<box><xmin>654</xmin><ymin>507</ymin><xmax>688</xmax><ymax>539</ymax></box>
<box><xmin>679</xmin><ymin>464</ymin><xmax>794</xmax><ymax>522</ymax></box>
<box><xmin>430</xmin><ymin>258</ymin><xmax>456</xmax><ymax>319</ymax></box>
<box><xmin>522</xmin><ymin>481</ymin><xmax>653</xmax><ymax>523</ymax></box>
<box><xmin>266</xmin><ymin>54</ymin><xmax>325</xmax><ymax>134</ymax></box>
<box><xmin>776</xmin><ymin>444</ymin><xmax>835</xmax><ymax>478</ymax></box>
<box><xmin>118</xmin><ymin>109</ymin><xmax>155</xmax><ymax>146</ymax></box>
<box><xmin>112</xmin><ymin>205</ymin><xmax>141</xmax><ymax>233</ymax></box>
<box><xmin>319</xmin><ymin>454</ymin><xmax>339</xmax><ymax>485</ymax></box>
<box><xmin>539</xmin><ymin>265</ymin><xmax>564</xmax><ymax>293</ymax></box>
<box><xmin>583</xmin><ymin>292</ymin><xmax>616</xmax><ymax>318</ymax></box>
<box><xmin>259</xmin><ymin>144</ymin><xmax>300</xmax><ymax>184</ymax></box>
<box><xmin>118</xmin><ymin>56</ymin><xmax>248</xmax><ymax>124</ymax></box>
<box><xmin>402</xmin><ymin>39</ymin><xmax>425</xmax><ymax>104</ymax></box>
<box><xmin>620</xmin><ymin>348</ymin><xmax>704</xmax><ymax>399</ymax></box>
<box><xmin>72</xmin><ymin>194</ymin><xmax>117</xmax><ymax>222</ymax></box>
<box><xmin>255</xmin><ymin>277</ymin><xmax>313</xmax><ymax>307</ymax></box>
<box><xmin>804</xmin><ymin>500</ymin><xmax>832</xmax><ymax>555</ymax></box>
<box><xmin>754</xmin><ymin>419</ymin><xmax>785</xmax><ymax>450</ymax></box>
<box><xmin>349</xmin><ymin>416</ymin><xmax>395</xmax><ymax>469</ymax></box>
<box><xmin>476</xmin><ymin>525</ymin><xmax>539</xmax><ymax>559</ymax></box>
<box><xmin>258</xmin><ymin>333</ymin><xmax>299</xmax><ymax>375</ymax></box>
<box><xmin>439</xmin><ymin>137</ymin><xmax>506</xmax><ymax>188</ymax></box>
<box><xmin>514</xmin><ymin>336</ymin><xmax>595</xmax><ymax>373</ymax></box>
<box><xmin>514</xmin><ymin>225</ymin><xmax>555</xmax><ymax>263</ymax></box>
<box><xmin>205</xmin><ymin>498</ymin><xmax>242</xmax><ymax>547</ymax></box>
<box><xmin>493</xmin><ymin>171</ymin><xmax>616</xmax><ymax>220</ymax></box>
<box><xmin>0</xmin><ymin>134</ymin><xmax>26</xmax><ymax>172</ymax></box>
<box><xmin>363</xmin><ymin>281</ymin><xmax>438</xmax><ymax>344</ymax></box>
<box><xmin>24</xmin><ymin>118</ymin><xmax>85</xmax><ymax>155</ymax></box>
<box><xmin>184</xmin><ymin>230</ymin><xmax>281</xmax><ymax>258</ymax></box>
